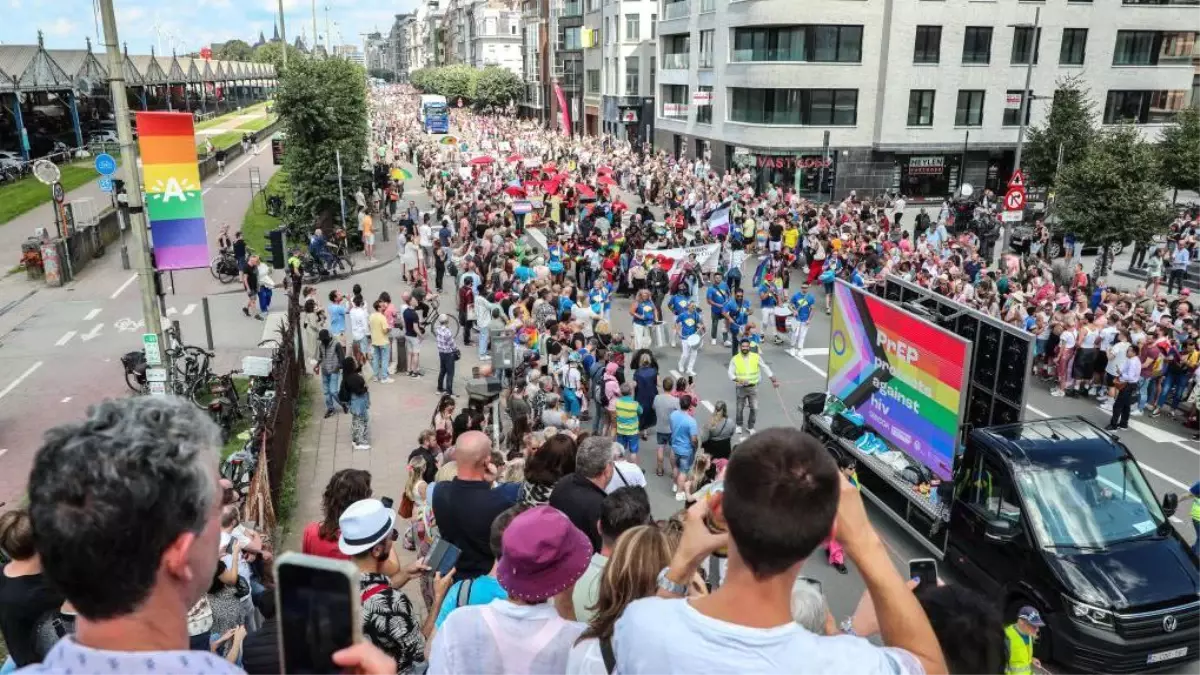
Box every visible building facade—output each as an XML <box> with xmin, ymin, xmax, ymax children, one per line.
<box><xmin>469</xmin><ymin>0</ymin><xmax>524</xmax><ymax>76</ymax></box>
<box><xmin>583</xmin><ymin>0</ymin><xmax>657</xmax><ymax>142</ymax></box>
<box><xmin>653</xmin><ymin>0</ymin><xmax>1199</xmax><ymax>201</ymax></box>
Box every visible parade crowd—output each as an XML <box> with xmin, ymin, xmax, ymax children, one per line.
<box><xmin>0</xmin><ymin>83</ymin><xmax>1196</xmax><ymax>675</ymax></box>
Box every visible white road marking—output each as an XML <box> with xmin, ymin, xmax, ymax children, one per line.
<box><xmin>1125</xmin><ymin>419</ymin><xmax>1197</xmax><ymax>451</ymax></box>
<box><xmin>201</xmin><ymin>153</ymin><xmax>258</xmax><ymax>195</ymax></box>
<box><xmin>166</xmin><ymin>307</ymin><xmax>178</xmax><ymax>315</ymax></box>
<box><xmin>182</xmin><ymin>303</ymin><xmax>197</xmax><ymax>316</ymax></box>
<box><xmin>1172</xmin><ymin>440</ymin><xmax>1200</xmax><ymax>458</ymax></box>
<box><xmin>700</xmin><ymin>400</ymin><xmax>714</xmax><ymax>413</ymax></box>
<box><xmin>55</xmin><ymin>331</ymin><xmax>77</xmax><ymax>347</ymax></box>
<box><xmin>83</xmin><ymin>308</ymin><xmax>102</xmax><ymax>321</ymax></box>
<box><xmin>110</xmin><ymin>273</ymin><xmax>137</xmax><ymax>299</ymax></box>
<box><xmin>0</xmin><ymin>362</ymin><xmax>43</xmax><ymax>400</ymax></box>
<box><xmin>1171</xmin><ymin>516</ymin><xmax>1183</xmax><ymax>524</ymax></box>
<box><xmin>61</xmin><ymin>397</ymin><xmax>72</xmax><ymax>403</ymax></box>
<box><xmin>79</xmin><ymin>323</ymin><xmax>104</xmax><ymax>341</ymax></box>
<box><xmin>1137</xmin><ymin>462</ymin><xmax>1189</xmax><ymax>491</ymax></box>
<box><xmin>0</xmin><ymin>449</ymin><xmax>7</xmax><ymax>460</ymax></box>
<box><xmin>1025</xmin><ymin>405</ymin><xmax>1051</xmax><ymax>419</ymax></box>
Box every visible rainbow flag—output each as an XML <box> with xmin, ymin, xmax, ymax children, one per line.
<box><xmin>135</xmin><ymin>112</ymin><xmax>208</xmax><ymax>270</ymax></box>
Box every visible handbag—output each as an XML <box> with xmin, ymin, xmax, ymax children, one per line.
<box><xmin>453</xmin><ymin>348</ymin><xmax>462</xmax><ymax>361</ymax></box>
<box><xmin>398</xmin><ymin>492</ymin><xmax>415</xmax><ymax>519</ymax></box>
<box><xmin>819</xmin><ymin>270</ymin><xmax>836</xmax><ymax>283</ymax></box>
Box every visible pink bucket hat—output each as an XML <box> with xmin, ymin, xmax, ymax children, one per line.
<box><xmin>496</xmin><ymin>506</ymin><xmax>591</xmax><ymax>603</ymax></box>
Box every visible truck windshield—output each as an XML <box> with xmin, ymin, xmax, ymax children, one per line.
<box><xmin>1015</xmin><ymin>458</ymin><xmax>1166</xmax><ymax>549</ymax></box>
<box><xmin>425</xmin><ymin>103</ymin><xmax>447</xmax><ymax>115</ymax></box>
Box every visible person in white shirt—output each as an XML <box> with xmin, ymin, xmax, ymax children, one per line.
<box><xmin>606</xmin><ymin>442</ymin><xmax>647</xmax><ymax>494</ymax></box>
<box><xmin>611</xmin><ymin>430</ymin><xmax>945</xmax><ymax>675</ymax></box>
<box><xmin>418</xmin><ymin>219</ymin><xmax>434</xmax><ymax>268</ymax></box>
<box><xmin>348</xmin><ymin>295</ymin><xmax>371</xmax><ymax>366</ymax></box>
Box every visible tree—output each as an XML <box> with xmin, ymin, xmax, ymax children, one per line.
<box><xmin>275</xmin><ymin>57</ymin><xmax>369</xmax><ymax>223</ymax></box>
<box><xmin>1024</xmin><ymin>76</ymin><xmax>1097</xmax><ymax>189</ymax></box>
<box><xmin>436</xmin><ymin>64</ymin><xmax>477</xmax><ymax>104</ymax></box>
<box><xmin>1054</xmin><ymin>124</ymin><xmax>1171</xmax><ymax>278</ymax></box>
<box><xmin>252</xmin><ymin>42</ymin><xmax>306</xmax><ymax>73</ymax></box>
<box><xmin>472</xmin><ymin>66</ymin><xmax>523</xmax><ymax>110</ymax></box>
<box><xmin>1158</xmin><ymin>105</ymin><xmax>1200</xmax><ymax>203</ymax></box>
<box><xmin>218</xmin><ymin>39</ymin><xmax>254</xmax><ymax>62</ymax></box>
<box><xmin>409</xmin><ymin>67</ymin><xmax>434</xmax><ymax>92</ymax></box>
<box><xmin>368</xmin><ymin>68</ymin><xmax>396</xmax><ymax>83</ymax></box>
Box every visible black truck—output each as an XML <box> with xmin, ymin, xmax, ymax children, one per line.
<box><xmin>806</xmin><ymin>413</ymin><xmax>1199</xmax><ymax>673</ymax></box>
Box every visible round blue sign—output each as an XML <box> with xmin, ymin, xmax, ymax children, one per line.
<box><xmin>94</xmin><ymin>153</ymin><xmax>117</xmax><ymax>176</ymax></box>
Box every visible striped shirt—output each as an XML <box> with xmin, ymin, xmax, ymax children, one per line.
<box><xmin>614</xmin><ymin>397</ymin><xmax>641</xmax><ymax>436</ymax></box>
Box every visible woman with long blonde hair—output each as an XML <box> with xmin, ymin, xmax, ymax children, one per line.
<box><xmin>567</xmin><ymin>525</ymin><xmax>671</xmax><ymax>674</ymax></box>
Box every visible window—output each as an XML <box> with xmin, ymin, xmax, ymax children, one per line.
<box><xmin>625</xmin><ymin>56</ymin><xmax>640</xmax><ymax>95</ymax></box>
<box><xmin>1113</xmin><ymin>30</ymin><xmax>1197</xmax><ymax>66</ymax></box>
<box><xmin>651</xmin><ymin>15</ymin><xmax>657</xmax><ymax>39</ymax></box>
<box><xmin>564</xmin><ymin>26</ymin><xmax>582</xmax><ymax>50</ymax></box>
<box><xmin>1104</xmin><ymin>90</ymin><xmax>1188</xmax><ymax>124</ymax></box>
<box><xmin>1122</xmin><ymin>0</ymin><xmax>1199</xmax><ymax>4</ymax></box>
<box><xmin>696</xmin><ymin>85</ymin><xmax>713</xmax><ymax>123</ymax></box>
<box><xmin>649</xmin><ymin>55</ymin><xmax>656</xmax><ymax>90</ymax></box>
<box><xmin>604</xmin><ymin>18</ymin><xmax>611</xmax><ymax>44</ymax></box>
<box><xmin>699</xmin><ymin>29</ymin><xmax>714</xmax><ymax>68</ymax></box>
<box><xmin>907</xmin><ymin>90</ymin><xmax>935</xmax><ymax>126</ymax></box>
<box><xmin>955</xmin><ymin>90</ymin><xmax>985</xmax><ymax>125</ymax></box>
<box><xmin>626</xmin><ymin>14</ymin><xmax>640</xmax><ymax>41</ymax></box>
<box><xmin>731</xmin><ymin>25</ymin><xmax>863</xmax><ymax>63</ymax></box>
<box><xmin>728</xmin><ymin>88</ymin><xmax>858</xmax><ymax>125</ymax></box>
<box><xmin>587</xmin><ymin>69</ymin><xmax>600</xmax><ymax>93</ymax></box>
<box><xmin>700</xmin><ymin>0</ymin><xmax>715</xmax><ymax>11</ymax></box>
<box><xmin>1059</xmin><ymin>28</ymin><xmax>1087</xmax><ymax>65</ymax></box>
<box><xmin>1002</xmin><ymin>90</ymin><xmax>1033</xmax><ymax>126</ymax></box>
<box><xmin>962</xmin><ymin>26</ymin><xmax>993</xmax><ymax>64</ymax></box>
<box><xmin>1011</xmin><ymin>26</ymin><xmax>1040</xmax><ymax>64</ymax></box>
<box><xmin>663</xmin><ymin>0</ymin><xmax>688</xmax><ymax>20</ymax></box>
<box><xmin>662</xmin><ymin>35</ymin><xmax>690</xmax><ymax>68</ymax></box>
<box><xmin>913</xmin><ymin>26</ymin><xmax>942</xmax><ymax>64</ymax></box>
<box><xmin>662</xmin><ymin>84</ymin><xmax>688</xmax><ymax>118</ymax></box>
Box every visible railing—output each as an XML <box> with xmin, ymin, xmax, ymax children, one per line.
<box><xmin>663</xmin><ymin>0</ymin><xmax>690</xmax><ymax>20</ymax></box>
<box><xmin>662</xmin><ymin>53</ymin><xmax>690</xmax><ymax>69</ymax></box>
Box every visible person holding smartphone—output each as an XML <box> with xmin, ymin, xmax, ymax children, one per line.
<box><xmin>339</xmin><ymin>499</ymin><xmax>455</xmax><ymax>674</ymax></box>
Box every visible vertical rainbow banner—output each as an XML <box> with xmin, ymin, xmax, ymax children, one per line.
<box><xmin>135</xmin><ymin>112</ymin><xmax>208</xmax><ymax>270</ymax></box>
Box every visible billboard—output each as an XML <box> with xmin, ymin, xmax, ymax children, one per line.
<box><xmin>827</xmin><ymin>281</ymin><xmax>971</xmax><ymax>480</ymax></box>
<box><xmin>135</xmin><ymin>112</ymin><xmax>209</xmax><ymax>270</ymax></box>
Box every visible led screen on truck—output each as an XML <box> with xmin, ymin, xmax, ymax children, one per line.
<box><xmin>827</xmin><ymin>281</ymin><xmax>971</xmax><ymax>480</ymax></box>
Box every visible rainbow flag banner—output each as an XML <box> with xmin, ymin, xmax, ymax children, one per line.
<box><xmin>135</xmin><ymin>112</ymin><xmax>209</xmax><ymax>270</ymax></box>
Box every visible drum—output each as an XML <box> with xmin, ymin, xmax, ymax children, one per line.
<box><xmin>685</xmin><ymin>333</ymin><xmax>701</xmax><ymax>347</ymax></box>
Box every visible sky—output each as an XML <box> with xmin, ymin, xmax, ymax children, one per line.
<box><xmin>0</xmin><ymin>0</ymin><xmax>418</xmax><ymax>57</ymax></box>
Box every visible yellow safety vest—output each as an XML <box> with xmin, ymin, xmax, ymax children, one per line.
<box><xmin>733</xmin><ymin>353</ymin><xmax>761</xmax><ymax>386</ymax></box>
<box><xmin>1005</xmin><ymin>624</ymin><xmax>1034</xmax><ymax>675</ymax></box>
<box><xmin>1191</xmin><ymin>499</ymin><xmax>1200</xmax><ymax>523</ymax></box>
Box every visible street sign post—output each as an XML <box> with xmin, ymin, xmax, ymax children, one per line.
<box><xmin>1004</xmin><ymin>188</ymin><xmax>1026</xmax><ymax>212</ymax></box>
<box><xmin>51</xmin><ymin>182</ymin><xmax>65</xmax><ymax>204</ymax></box>
<box><xmin>1001</xmin><ymin>211</ymin><xmax>1023</xmax><ymax>222</ymax></box>
<box><xmin>1007</xmin><ymin>169</ymin><xmax>1026</xmax><ymax>189</ymax></box>
<box><xmin>98</xmin><ymin>177</ymin><xmax>114</xmax><ymax>193</ymax></box>
<box><xmin>142</xmin><ymin>333</ymin><xmax>162</xmax><ymax>366</ymax></box>
<box><xmin>94</xmin><ymin>153</ymin><xmax>118</xmax><ymax>176</ymax></box>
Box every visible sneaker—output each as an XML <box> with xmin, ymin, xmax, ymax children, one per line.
<box><xmin>324</xmin><ymin>409</ymin><xmax>335</xmax><ymax>418</ymax></box>
<box><xmin>1050</xmin><ymin>389</ymin><xmax>1065</xmax><ymax>397</ymax></box>
<box><xmin>242</xmin><ymin>307</ymin><xmax>250</xmax><ymax>317</ymax></box>
<box><xmin>354</xmin><ymin>444</ymin><xmax>372</xmax><ymax>451</ymax></box>
<box><xmin>735</xmin><ymin>426</ymin><xmax>744</xmax><ymax>434</ymax></box>
<box><xmin>1131</xmin><ymin>409</ymin><xmax>1144</xmax><ymax>417</ymax></box>
<box><xmin>1104</xmin><ymin>424</ymin><xmax>1120</xmax><ymax>431</ymax></box>
<box><xmin>710</xmin><ymin>338</ymin><xmax>717</xmax><ymax>346</ymax></box>
<box><xmin>1088</xmin><ymin>386</ymin><xmax>1100</xmax><ymax>396</ymax></box>
<box><xmin>675</xmin><ymin>491</ymin><xmax>686</xmax><ymax>501</ymax></box>
<box><xmin>1149</xmin><ymin>408</ymin><xmax>1162</xmax><ymax>418</ymax></box>
<box><xmin>687</xmin><ymin>370</ymin><xmax>697</xmax><ymax>377</ymax></box>
<box><xmin>1117</xmin><ymin>424</ymin><xmax>1129</xmax><ymax>430</ymax></box>
<box><xmin>254</xmin><ymin>314</ymin><xmax>264</xmax><ymax>321</ymax></box>
<box><xmin>723</xmin><ymin>340</ymin><xmax>731</xmax><ymax>347</ymax></box>
<box><xmin>381</xmin><ymin>378</ymin><xmax>395</xmax><ymax>384</ymax></box>
<box><xmin>746</xmin><ymin>427</ymin><xmax>756</xmax><ymax>435</ymax></box>
<box><xmin>671</xmin><ymin>484</ymin><xmax>678</xmax><ymax>493</ymax></box>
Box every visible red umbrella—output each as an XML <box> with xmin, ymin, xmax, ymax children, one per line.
<box><xmin>576</xmin><ymin>183</ymin><xmax>597</xmax><ymax>201</ymax></box>
<box><xmin>597</xmin><ymin>165</ymin><xmax>614</xmax><ymax>174</ymax></box>
<box><xmin>470</xmin><ymin>155</ymin><xmax>495</xmax><ymax>166</ymax></box>
<box><xmin>543</xmin><ymin>161</ymin><xmax>558</xmax><ymax>173</ymax></box>
<box><xmin>613</xmin><ymin>200</ymin><xmax>629</xmax><ymax>211</ymax></box>
<box><xmin>504</xmin><ymin>185</ymin><xmax>526</xmax><ymax>197</ymax></box>
<box><xmin>597</xmin><ymin>174</ymin><xmax>616</xmax><ymax>187</ymax></box>
<box><xmin>506</xmin><ymin>153</ymin><xmax>522</xmax><ymax>163</ymax></box>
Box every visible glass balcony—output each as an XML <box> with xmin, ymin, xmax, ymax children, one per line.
<box><xmin>662</xmin><ymin>52</ymin><xmax>689</xmax><ymax>69</ymax></box>
<box><xmin>699</xmin><ymin>0</ymin><xmax>715</xmax><ymax>12</ymax></box>
<box><xmin>662</xmin><ymin>0</ymin><xmax>690</xmax><ymax>21</ymax></box>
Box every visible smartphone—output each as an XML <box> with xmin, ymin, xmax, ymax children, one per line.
<box><xmin>379</xmin><ymin>496</ymin><xmax>394</xmax><ymax>510</ymax></box>
<box><xmin>275</xmin><ymin>552</ymin><xmax>361</xmax><ymax>674</ymax></box>
<box><xmin>909</xmin><ymin>558</ymin><xmax>938</xmax><ymax>594</ymax></box>
<box><xmin>425</xmin><ymin>537</ymin><xmax>462</xmax><ymax>577</ymax></box>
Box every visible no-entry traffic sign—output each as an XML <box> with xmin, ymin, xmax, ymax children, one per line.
<box><xmin>1004</xmin><ymin>188</ymin><xmax>1026</xmax><ymax>211</ymax></box>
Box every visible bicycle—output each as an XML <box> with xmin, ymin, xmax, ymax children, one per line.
<box><xmin>210</xmin><ymin>247</ymin><xmax>240</xmax><ymax>284</ymax></box>
<box><xmin>418</xmin><ymin>296</ymin><xmax>460</xmax><ymax>338</ymax></box>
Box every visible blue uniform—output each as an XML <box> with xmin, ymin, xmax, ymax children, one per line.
<box><xmin>589</xmin><ymin>285</ymin><xmax>611</xmax><ymax>314</ymax></box>
<box><xmin>677</xmin><ymin>309</ymin><xmax>702</xmax><ymax>338</ymax></box>
<box><xmin>707</xmin><ymin>283</ymin><xmax>729</xmax><ymax>317</ymax></box>
<box><xmin>790</xmin><ymin>291</ymin><xmax>815</xmax><ymax>323</ymax></box>
<box><xmin>724</xmin><ymin>298</ymin><xmax>750</xmax><ymax>331</ymax></box>
<box><xmin>669</xmin><ymin>292</ymin><xmax>689</xmax><ymax>317</ymax></box>
<box><xmin>850</xmin><ymin>270</ymin><xmax>865</xmax><ymax>288</ymax></box>
<box><xmin>758</xmin><ymin>282</ymin><xmax>778</xmax><ymax>309</ymax></box>
<box><xmin>633</xmin><ymin>300</ymin><xmax>657</xmax><ymax>326</ymax></box>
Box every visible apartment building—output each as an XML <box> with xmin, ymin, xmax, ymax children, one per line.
<box><xmin>654</xmin><ymin>0</ymin><xmax>1198</xmax><ymax>201</ymax></box>
<box><xmin>469</xmin><ymin>1</ymin><xmax>524</xmax><ymax>75</ymax></box>
<box><xmin>582</xmin><ymin>0</ymin><xmax>658</xmax><ymax>141</ymax></box>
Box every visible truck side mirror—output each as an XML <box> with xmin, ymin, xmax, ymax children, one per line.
<box><xmin>985</xmin><ymin>518</ymin><xmax>1020</xmax><ymax>543</ymax></box>
<box><xmin>1161</xmin><ymin>492</ymin><xmax>1178</xmax><ymax>517</ymax></box>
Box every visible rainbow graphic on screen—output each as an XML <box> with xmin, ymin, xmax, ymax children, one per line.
<box><xmin>827</xmin><ymin>282</ymin><xmax>970</xmax><ymax>480</ymax></box>
<box><xmin>135</xmin><ymin>112</ymin><xmax>209</xmax><ymax>270</ymax></box>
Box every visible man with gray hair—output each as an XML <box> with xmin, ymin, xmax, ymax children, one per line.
<box><xmin>19</xmin><ymin>397</ymin><xmax>393</xmax><ymax>675</ymax></box>
<box><xmin>549</xmin><ymin>435</ymin><xmax>614</xmax><ymax>551</ymax></box>
<box><xmin>791</xmin><ymin>576</ymin><xmax>834</xmax><ymax>635</ymax></box>
<box><xmin>606</xmin><ymin>440</ymin><xmax>648</xmax><ymax>494</ymax></box>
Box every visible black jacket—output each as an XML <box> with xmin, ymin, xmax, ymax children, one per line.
<box><xmin>241</xmin><ymin>618</ymin><xmax>281</xmax><ymax>675</ymax></box>
<box><xmin>548</xmin><ymin>473</ymin><xmax>607</xmax><ymax>552</ymax></box>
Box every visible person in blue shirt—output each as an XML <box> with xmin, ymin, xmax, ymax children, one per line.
<box><xmin>547</xmin><ymin>240</ymin><xmax>565</xmax><ymax>282</ymax></box>
<box><xmin>723</xmin><ymin>287</ymin><xmax>751</xmax><ymax>356</ymax></box>
<box><xmin>667</xmin><ymin>287</ymin><xmax>690</xmax><ymax>348</ymax></box>
<box><xmin>850</xmin><ymin>263</ymin><xmax>867</xmax><ymax>289</ymax></box>
<box><xmin>668</xmin><ymin>396</ymin><xmax>700</xmax><ymax>495</ymax></box>
<box><xmin>706</xmin><ymin>273</ymin><xmax>730</xmax><ymax>346</ymax></box>
<box><xmin>758</xmin><ymin>274</ymin><xmax>782</xmax><ymax>345</ymax></box>
<box><xmin>558</xmin><ymin>286</ymin><xmax>576</xmax><ymax>316</ymax></box>
<box><xmin>675</xmin><ymin>299</ymin><xmax>704</xmax><ymax>375</ymax></box>
<box><xmin>630</xmin><ymin>288</ymin><xmax>659</xmax><ymax>350</ymax></box>
<box><xmin>819</xmin><ymin>255</ymin><xmax>841</xmax><ymax>314</ymax></box>
<box><xmin>309</xmin><ymin>228</ymin><xmax>334</xmax><ymax>273</ymax></box>
<box><xmin>327</xmin><ymin>289</ymin><xmax>348</xmax><ymax>343</ymax></box>
<box><xmin>514</xmin><ymin>262</ymin><xmax>536</xmax><ymax>283</ymax></box>
<box><xmin>788</xmin><ymin>282</ymin><xmax>816</xmax><ymax>354</ymax></box>
<box><xmin>589</xmin><ymin>278</ymin><xmax>612</xmax><ymax>321</ymax></box>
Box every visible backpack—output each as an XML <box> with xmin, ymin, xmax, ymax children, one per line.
<box><xmin>590</xmin><ymin>363</ymin><xmax>609</xmax><ymax>405</ymax></box>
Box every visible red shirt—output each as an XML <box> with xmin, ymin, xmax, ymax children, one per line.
<box><xmin>301</xmin><ymin>521</ymin><xmax>350</xmax><ymax>560</ymax></box>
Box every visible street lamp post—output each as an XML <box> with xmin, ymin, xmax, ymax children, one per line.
<box><xmin>278</xmin><ymin>0</ymin><xmax>288</xmax><ymax>69</ymax></box>
<box><xmin>1011</xmin><ymin>6</ymin><xmax>1040</xmax><ymax>177</ymax></box>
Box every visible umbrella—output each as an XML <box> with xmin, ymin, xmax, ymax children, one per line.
<box><xmin>470</xmin><ymin>155</ymin><xmax>495</xmax><ymax>166</ymax></box>
<box><xmin>597</xmin><ymin>174</ymin><xmax>616</xmax><ymax>187</ymax></box>
<box><xmin>506</xmin><ymin>153</ymin><xmax>523</xmax><ymax>163</ymax></box>
<box><xmin>504</xmin><ymin>185</ymin><xmax>526</xmax><ymax>197</ymax></box>
<box><xmin>613</xmin><ymin>200</ymin><xmax>629</xmax><ymax>211</ymax></box>
<box><xmin>390</xmin><ymin>167</ymin><xmax>413</xmax><ymax>181</ymax></box>
<box><xmin>597</xmin><ymin>165</ymin><xmax>614</xmax><ymax>174</ymax></box>
<box><xmin>576</xmin><ymin>183</ymin><xmax>597</xmax><ymax>201</ymax></box>
<box><xmin>439</xmin><ymin>136</ymin><xmax>459</xmax><ymax>145</ymax></box>
<box><xmin>543</xmin><ymin>161</ymin><xmax>558</xmax><ymax>173</ymax></box>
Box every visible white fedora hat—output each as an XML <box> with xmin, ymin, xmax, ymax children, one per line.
<box><xmin>338</xmin><ymin>499</ymin><xmax>397</xmax><ymax>556</ymax></box>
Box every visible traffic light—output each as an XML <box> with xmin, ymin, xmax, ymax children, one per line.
<box><xmin>265</xmin><ymin>227</ymin><xmax>288</xmax><ymax>269</ymax></box>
